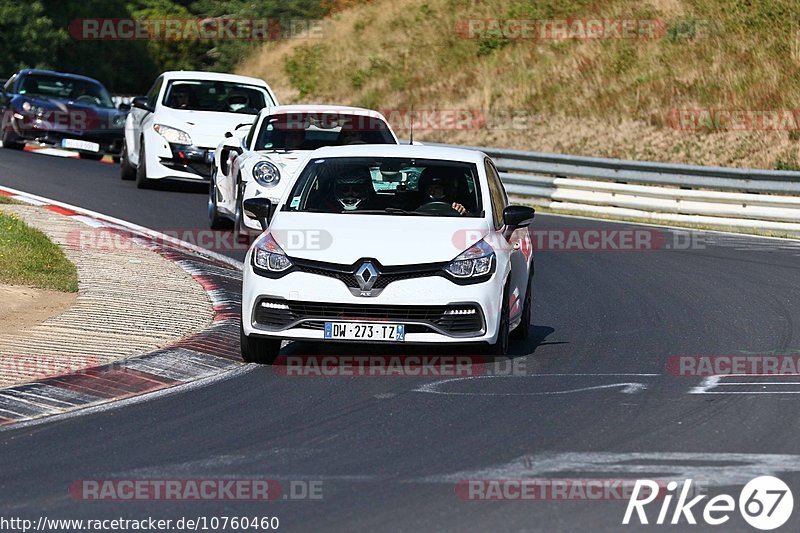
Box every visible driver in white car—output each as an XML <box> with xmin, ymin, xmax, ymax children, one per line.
<box><xmin>419</xmin><ymin>172</ymin><xmax>468</xmax><ymax>215</ymax></box>
<box><xmin>333</xmin><ymin>171</ymin><xmax>376</xmax><ymax>211</ymax></box>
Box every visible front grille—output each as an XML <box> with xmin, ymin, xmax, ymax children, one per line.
<box><xmin>293</xmin><ymin>258</ymin><xmax>443</xmax><ymax>291</ymax></box>
<box><xmin>253</xmin><ymin>299</ymin><xmax>484</xmax><ymax>336</ymax></box>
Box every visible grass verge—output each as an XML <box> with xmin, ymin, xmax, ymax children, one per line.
<box><xmin>0</xmin><ymin>195</ymin><xmax>20</xmax><ymax>205</ymax></box>
<box><xmin>0</xmin><ymin>210</ymin><xmax>78</xmax><ymax>292</ymax></box>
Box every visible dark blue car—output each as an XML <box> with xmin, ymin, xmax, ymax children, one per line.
<box><xmin>0</xmin><ymin>70</ymin><xmax>128</xmax><ymax>160</ymax></box>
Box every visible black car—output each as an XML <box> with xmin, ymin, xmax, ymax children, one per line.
<box><xmin>0</xmin><ymin>70</ymin><xmax>128</xmax><ymax>160</ymax></box>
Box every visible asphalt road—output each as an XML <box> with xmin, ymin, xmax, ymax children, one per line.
<box><xmin>2</xmin><ymin>148</ymin><xmax>800</xmax><ymax>531</ymax></box>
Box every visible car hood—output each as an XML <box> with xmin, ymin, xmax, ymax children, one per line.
<box><xmin>257</xmin><ymin>150</ymin><xmax>310</xmax><ymax>178</ymax></box>
<box><xmin>157</xmin><ymin>108</ymin><xmax>256</xmax><ymax>148</ymax></box>
<box><xmin>268</xmin><ymin>212</ymin><xmax>492</xmax><ymax>265</ymax></box>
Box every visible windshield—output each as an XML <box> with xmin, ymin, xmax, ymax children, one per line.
<box><xmin>254</xmin><ymin>113</ymin><xmax>396</xmax><ymax>151</ymax></box>
<box><xmin>162</xmin><ymin>80</ymin><xmax>271</xmax><ymax>114</ymax></box>
<box><xmin>284</xmin><ymin>157</ymin><xmax>482</xmax><ymax>217</ymax></box>
<box><xmin>16</xmin><ymin>74</ymin><xmax>114</xmax><ymax>108</ymax></box>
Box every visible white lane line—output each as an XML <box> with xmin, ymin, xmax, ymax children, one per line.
<box><xmin>413</xmin><ymin>451</ymin><xmax>800</xmax><ymax>488</ymax></box>
<box><xmin>413</xmin><ymin>374</ymin><xmax>657</xmax><ymax>396</ymax></box>
<box><xmin>11</xmin><ymin>195</ymin><xmax>47</xmax><ymax>206</ymax></box>
<box><xmin>690</xmin><ymin>374</ymin><xmax>800</xmax><ymax>394</ymax></box>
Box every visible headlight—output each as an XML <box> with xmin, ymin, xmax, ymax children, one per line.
<box><xmin>153</xmin><ymin>124</ymin><xmax>192</xmax><ymax>144</ymax></box>
<box><xmin>253</xmin><ymin>161</ymin><xmax>280</xmax><ymax>187</ymax></box>
<box><xmin>253</xmin><ymin>232</ymin><xmax>292</xmax><ymax>273</ymax></box>
<box><xmin>444</xmin><ymin>239</ymin><xmax>495</xmax><ymax>279</ymax></box>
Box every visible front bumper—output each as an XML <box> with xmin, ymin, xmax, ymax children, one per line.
<box><xmin>11</xmin><ymin>117</ymin><xmax>123</xmax><ymax>155</ymax></box>
<box><xmin>157</xmin><ymin>143</ymin><xmax>214</xmax><ymax>180</ymax></box>
<box><xmin>242</xmin><ymin>255</ymin><xmax>503</xmax><ymax>345</ymax></box>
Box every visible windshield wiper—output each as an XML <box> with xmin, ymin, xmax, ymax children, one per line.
<box><xmin>344</xmin><ymin>208</ymin><xmax>425</xmax><ymax>216</ymax></box>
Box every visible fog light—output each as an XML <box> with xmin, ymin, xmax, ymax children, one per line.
<box><xmin>260</xmin><ymin>301</ymin><xmax>289</xmax><ymax>310</ymax></box>
<box><xmin>443</xmin><ymin>308</ymin><xmax>477</xmax><ymax>315</ymax></box>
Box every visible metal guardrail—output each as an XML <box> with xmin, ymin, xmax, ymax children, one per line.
<box><xmin>430</xmin><ymin>142</ymin><xmax>800</xmax><ymax>233</ymax></box>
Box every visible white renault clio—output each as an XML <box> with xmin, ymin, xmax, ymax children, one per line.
<box><xmin>240</xmin><ymin>145</ymin><xmax>535</xmax><ymax>363</ymax></box>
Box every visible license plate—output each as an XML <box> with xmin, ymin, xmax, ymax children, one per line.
<box><xmin>61</xmin><ymin>139</ymin><xmax>100</xmax><ymax>152</ymax></box>
<box><xmin>324</xmin><ymin>322</ymin><xmax>405</xmax><ymax>342</ymax></box>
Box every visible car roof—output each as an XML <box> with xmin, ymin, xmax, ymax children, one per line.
<box><xmin>303</xmin><ymin>144</ymin><xmax>488</xmax><ymax>164</ymax></box>
<box><xmin>160</xmin><ymin>71</ymin><xmax>270</xmax><ymax>87</ymax></box>
<box><xmin>16</xmin><ymin>69</ymin><xmax>106</xmax><ymax>86</ymax></box>
<box><xmin>262</xmin><ymin>105</ymin><xmax>388</xmax><ymax>118</ymax></box>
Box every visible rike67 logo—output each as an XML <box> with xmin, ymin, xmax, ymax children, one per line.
<box><xmin>623</xmin><ymin>476</ymin><xmax>793</xmax><ymax>530</ymax></box>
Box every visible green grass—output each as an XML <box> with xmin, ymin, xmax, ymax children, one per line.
<box><xmin>0</xmin><ymin>211</ymin><xmax>78</xmax><ymax>292</ymax></box>
<box><xmin>0</xmin><ymin>196</ymin><xmax>19</xmax><ymax>205</ymax></box>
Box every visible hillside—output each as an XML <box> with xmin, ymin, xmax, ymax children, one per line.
<box><xmin>237</xmin><ymin>0</ymin><xmax>800</xmax><ymax>169</ymax></box>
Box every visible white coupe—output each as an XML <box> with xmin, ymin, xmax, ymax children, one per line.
<box><xmin>120</xmin><ymin>71</ymin><xmax>278</xmax><ymax>188</ymax></box>
<box><xmin>208</xmin><ymin>105</ymin><xmax>398</xmax><ymax>237</ymax></box>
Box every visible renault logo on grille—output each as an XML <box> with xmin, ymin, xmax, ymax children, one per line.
<box><xmin>355</xmin><ymin>262</ymin><xmax>379</xmax><ymax>291</ymax></box>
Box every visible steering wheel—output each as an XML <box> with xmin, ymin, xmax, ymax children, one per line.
<box><xmin>76</xmin><ymin>95</ymin><xmax>97</xmax><ymax>105</ymax></box>
<box><xmin>415</xmin><ymin>201</ymin><xmax>460</xmax><ymax>215</ymax></box>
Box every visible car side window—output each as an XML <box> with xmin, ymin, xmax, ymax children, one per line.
<box><xmin>4</xmin><ymin>75</ymin><xmax>16</xmax><ymax>93</ymax></box>
<box><xmin>484</xmin><ymin>158</ymin><xmax>508</xmax><ymax>228</ymax></box>
<box><xmin>146</xmin><ymin>77</ymin><xmax>163</xmax><ymax>109</ymax></box>
<box><xmin>245</xmin><ymin>118</ymin><xmax>258</xmax><ymax>149</ymax></box>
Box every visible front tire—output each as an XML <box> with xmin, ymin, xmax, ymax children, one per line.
<box><xmin>208</xmin><ymin>177</ymin><xmax>233</xmax><ymax>229</ymax></box>
<box><xmin>135</xmin><ymin>140</ymin><xmax>152</xmax><ymax>189</ymax></box>
<box><xmin>487</xmin><ymin>280</ymin><xmax>511</xmax><ymax>356</ymax></box>
<box><xmin>234</xmin><ymin>180</ymin><xmax>250</xmax><ymax>243</ymax></box>
<box><xmin>511</xmin><ymin>272</ymin><xmax>533</xmax><ymax>340</ymax></box>
<box><xmin>1</xmin><ymin>129</ymin><xmax>24</xmax><ymax>150</ymax></box>
<box><xmin>120</xmin><ymin>140</ymin><xmax>136</xmax><ymax>180</ymax></box>
<box><xmin>240</xmin><ymin>323</ymin><xmax>281</xmax><ymax>364</ymax></box>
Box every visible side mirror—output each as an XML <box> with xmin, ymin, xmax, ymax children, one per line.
<box><xmin>131</xmin><ymin>96</ymin><xmax>154</xmax><ymax>113</ymax></box>
<box><xmin>118</xmin><ymin>102</ymin><xmax>131</xmax><ymax>112</ymax></box>
<box><xmin>503</xmin><ymin>205</ymin><xmax>535</xmax><ymax>229</ymax></box>
<box><xmin>243</xmin><ymin>197</ymin><xmax>273</xmax><ymax>231</ymax></box>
